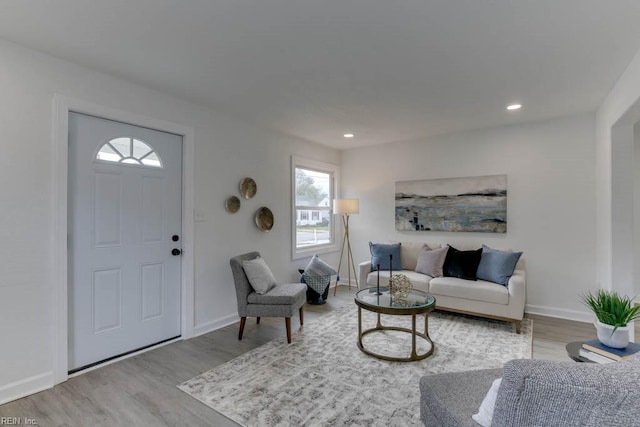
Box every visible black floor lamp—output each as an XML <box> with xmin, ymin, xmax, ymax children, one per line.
<box><xmin>333</xmin><ymin>198</ymin><xmax>359</xmax><ymax>295</ymax></box>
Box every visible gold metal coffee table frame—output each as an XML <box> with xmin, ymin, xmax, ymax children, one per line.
<box><xmin>355</xmin><ymin>288</ymin><xmax>436</xmax><ymax>362</ymax></box>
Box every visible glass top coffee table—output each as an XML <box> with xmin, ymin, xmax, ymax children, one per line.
<box><xmin>354</xmin><ymin>287</ymin><xmax>436</xmax><ymax>362</ymax></box>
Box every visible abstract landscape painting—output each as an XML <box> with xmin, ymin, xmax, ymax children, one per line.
<box><xmin>395</xmin><ymin>175</ymin><xmax>507</xmax><ymax>233</ymax></box>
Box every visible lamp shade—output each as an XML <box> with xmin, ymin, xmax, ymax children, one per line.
<box><xmin>333</xmin><ymin>198</ymin><xmax>359</xmax><ymax>215</ymax></box>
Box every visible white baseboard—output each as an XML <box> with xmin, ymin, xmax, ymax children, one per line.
<box><xmin>0</xmin><ymin>371</ymin><xmax>53</xmax><ymax>405</ymax></box>
<box><xmin>193</xmin><ymin>313</ymin><xmax>239</xmax><ymax>337</ymax></box>
<box><xmin>525</xmin><ymin>304</ymin><xmax>593</xmax><ymax>323</ymax></box>
<box><xmin>336</xmin><ymin>279</ymin><xmax>358</xmax><ymax>288</ymax></box>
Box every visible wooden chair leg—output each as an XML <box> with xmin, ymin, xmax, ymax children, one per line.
<box><xmin>238</xmin><ymin>317</ymin><xmax>246</xmax><ymax>340</ymax></box>
<box><xmin>515</xmin><ymin>320</ymin><xmax>521</xmax><ymax>334</ymax></box>
<box><xmin>299</xmin><ymin>306</ymin><xmax>304</xmax><ymax>326</ymax></box>
<box><xmin>285</xmin><ymin>317</ymin><xmax>292</xmax><ymax>343</ymax></box>
<box><xmin>256</xmin><ymin>317</ymin><xmax>260</xmax><ymax>324</ymax></box>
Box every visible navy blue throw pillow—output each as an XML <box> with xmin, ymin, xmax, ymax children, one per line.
<box><xmin>370</xmin><ymin>242</ymin><xmax>401</xmax><ymax>271</ymax></box>
<box><xmin>443</xmin><ymin>245</ymin><xmax>482</xmax><ymax>280</ymax></box>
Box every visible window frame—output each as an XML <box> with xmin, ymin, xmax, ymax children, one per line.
<box><xmin>291</xmin><ymin>156</ymin><xmax>339</xmax><ymax>259</ymax></box>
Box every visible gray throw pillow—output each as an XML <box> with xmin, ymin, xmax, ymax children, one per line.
<box><xmin>242</xmin><ymin>257</ymin><xmax>277</xmax><ymax>294</ymax></box>
<box><xmin>303</xmin><ymin>254</ymin><xmax>337</xmax><ymax>278</ymax></box>
<box><xmin>415</xmin><ymin>247</ymin><xmax>449</xmax><ymax>277</ymax></box>
<box><xmin>476</xmin><ymin>245</ymin><xmax>523</xmax><ymax>286</ymax></box>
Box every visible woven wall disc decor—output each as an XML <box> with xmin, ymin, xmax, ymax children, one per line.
<box><xmin>255</xmin><ymin>207</ymin><xmax>274</xmax><ymax>232</ymax></box>
<box><xmin>239</xmin><ymin>177</ymin><xmax>257</xmax><ymax>199</ymax></box>
<box><xmin>225</xmin><ymin>196</ymin><xmax>241</xmax><ymax>213</ymax></box>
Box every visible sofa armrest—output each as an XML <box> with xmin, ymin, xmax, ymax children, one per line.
<box><xmin>358</xmin><ymin>261</ymin><xmax>372</xmax><ymax>289</ymax></box>
<box><xmin>506</xmin><ymin>269</ymin><xmax>525</xmax><ymax>320</ymax></box>
<box><xmin>420</xmin><ymin>368</ymin><xmax>503</xmax><ymax>427</ymax></box>
<box><xmin>493</xmin><ymin>358</ymin><xmax>640</xmax><ymax>426</ymax></box>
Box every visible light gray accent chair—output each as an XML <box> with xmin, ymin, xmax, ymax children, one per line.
<box><xmin>419</xmin><ymin>355</ymin><xmax>640</xmax><ymax>426</ymax></box>
<box><xmin>230</xmin><ymin>251</ymin><xmax>307</xmax><ymax>343</ymax></box>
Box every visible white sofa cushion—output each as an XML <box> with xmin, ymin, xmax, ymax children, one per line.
<box><xmin>366</xmin><ymin>269</ymin><xmax>431</xmax><ymax>292</ymax></box>
<box><xmin>429</xmin><ymin>277</ymin><xmax>509</xmax><ymax>305</ymax></box>
<box><xmin>399</xmin><ymin>242</ymin><xmax>428</xmax><ymax>270</ymax></box>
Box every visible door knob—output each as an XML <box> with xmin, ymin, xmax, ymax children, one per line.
<box><xmin>172</xmin><ymin>248</ymin><xmax>182</xmax><ymax>256</ymax></box>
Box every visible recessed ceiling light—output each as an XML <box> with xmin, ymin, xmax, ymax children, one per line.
<box><xmin>506</xmin><ymin>104</ymin><xmax>522</xmax><ymax>111</ymax></box>
<box><xmin>343</xmin><ymin>133</ymin><xmax>355</xmax><ymax>138</ymax></box>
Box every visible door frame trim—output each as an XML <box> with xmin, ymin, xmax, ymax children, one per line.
<box><xmin>52</xmin><ymin>95</ymin><xmax>195</xmax><ymax>385</ymax></box>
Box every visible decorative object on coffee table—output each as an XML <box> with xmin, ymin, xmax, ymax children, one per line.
<box><xmin>389</xmin><ymin>273</ymin><xmax>412</xmax><ymax>299</ymax></box>
<box><xmin>388</xmin><ymin>254</ymin><xmax>393</xmax><ymax>295</ymax></box>
<box><xmin>372</xmin><ymin>264</ymin><xmax>383</xmax><ymax>296</ymax></box>
<box><xmin>333</xmin><ymin>198</ymin><xmax>359</xmax><ymax>295</ymax></box>
<box><xmin>581</xmin><ymin>290</ymin><xmax>640</xmax><ymax>348</ymax></box>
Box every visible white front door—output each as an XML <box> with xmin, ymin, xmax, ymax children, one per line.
<box><xmin>68</xmin><ymin>112</ymin><xmax>182</xmax><ymax>372</ymax></box>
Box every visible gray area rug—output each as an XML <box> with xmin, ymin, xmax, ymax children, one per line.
<box><xmin>179</xmin><ymin>305</ymin><xmax>532</xmax><ymax>426</ymax></box>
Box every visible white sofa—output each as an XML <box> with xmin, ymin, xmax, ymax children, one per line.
<box><xmin>358</xmin><ymin>242</ymin><xmax>526</xmax><ymax>333</ymax></box>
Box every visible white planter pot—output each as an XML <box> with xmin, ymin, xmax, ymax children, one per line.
<box><xmin>595</xmin><ymin>320</ymin><xmax>630</xmax><ymax>349</ymax></box>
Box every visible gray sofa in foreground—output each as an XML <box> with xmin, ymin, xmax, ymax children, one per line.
<box><xmin>419</xmin><ymin>357</ymin><xmax>640</xmax><ymax>426</ymax></box>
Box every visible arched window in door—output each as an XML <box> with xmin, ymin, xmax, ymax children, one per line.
<box><xmin>96</xmin><ymin>137</ymin><xmax>163</xmax><ymax>168</ymax></box>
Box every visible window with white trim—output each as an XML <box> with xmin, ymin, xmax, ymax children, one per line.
<box><xmin>292</xmin><ymin>157</ymin><xmax>338</xmax><ymax>257</ymax></box>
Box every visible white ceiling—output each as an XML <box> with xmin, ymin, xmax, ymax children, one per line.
<box><xmin>2</xmin><ymin>1</ymin><xmax>640</xmax><ymax>149</ymax></box>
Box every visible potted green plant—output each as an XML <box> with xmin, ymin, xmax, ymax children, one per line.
<box><xmin>581</xmin><ymin>290</ymin><xmax>640</xmax><ymax>348</ymax></box>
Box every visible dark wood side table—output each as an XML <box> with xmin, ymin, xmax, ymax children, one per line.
<box><xmin>565</xmin><ymin>341</ymin><xmax>595</xmax><ymax>363</ymax></box>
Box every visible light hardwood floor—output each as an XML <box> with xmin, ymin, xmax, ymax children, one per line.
<box><xmin>0</xmin><ymin>286</ymin><xmax>633</xmax><ymax>426</ymax></box>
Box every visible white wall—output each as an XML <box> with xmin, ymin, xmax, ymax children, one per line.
<box><xmin>0</xmin><ymin>39</ymin><xmax>340</xmax><ymax>403</ymax></box>
<box><xmin>342</xmin><ymin>114</ymin><xmax>597</xmax><ymax>320</ymax></box>
<box><xmin>596</xmin><ymin>50</ymin><xmax>640</xmax><ymax>295</ymax></box>
<box><xmin>634</xmin><ymin>123</ymin><xmax>640</xmax><ymax>296</ymax></box>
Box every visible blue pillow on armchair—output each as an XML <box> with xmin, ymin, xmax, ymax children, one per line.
<box><xmin>370</xmin><ymin>242</ymin><xmax>401</xmax><ymax>271</ymax></box>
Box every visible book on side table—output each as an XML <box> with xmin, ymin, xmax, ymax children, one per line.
<box><xmin>581</xmin><ymin>339</ymin><xmax>640</xmax><ymax>362</ymax></box>
<box><xmin>578</xmin><ymin>348</ymin><xmax>615</xmax><ymax>364</ymax></box>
